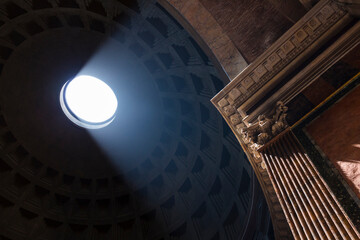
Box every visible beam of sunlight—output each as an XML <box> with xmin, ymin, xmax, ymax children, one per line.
<box><xmin>64</xmin><ymin>36</ymin><xmax>163</xmax><ymax>181</ymax></box>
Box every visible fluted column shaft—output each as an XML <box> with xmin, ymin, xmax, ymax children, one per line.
<box><xmin>260</xmin><ymin>130</ymin><xmax>360</xmax><ymax>240</ymax></box>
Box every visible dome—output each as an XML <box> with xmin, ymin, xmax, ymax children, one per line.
<box><xmin>0</xmin><ymin>0</ymin><xmax>269</xmax><ymax>239</ymax></box>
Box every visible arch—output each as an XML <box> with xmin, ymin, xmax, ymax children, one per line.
<box><xmin>158</xmin><ymin>0</ymin><xmax>248</xmax><ymax>81</ymax></box>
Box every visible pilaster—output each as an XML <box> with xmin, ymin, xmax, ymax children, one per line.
<box><xmin>211</xmin><ymin>0</ymin><xmax>360</xmax><ymax>238</ymax></box>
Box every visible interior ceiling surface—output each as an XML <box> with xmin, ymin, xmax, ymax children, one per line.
<box><xmin>0</xmin><ymin>0</ymin><xmax>254</xmax><ymax>239</ymax></box>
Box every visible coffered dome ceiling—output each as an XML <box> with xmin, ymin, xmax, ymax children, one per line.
<box><xmin>0</xmin><ymin>0</ymin><xmax>259</xmax><ymax>239</ymax></box>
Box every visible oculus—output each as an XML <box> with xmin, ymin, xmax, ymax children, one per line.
<box><xmin>60</xmin><ymin>75</ymin><xmax>118</xmax><ymax>129</ymax></box>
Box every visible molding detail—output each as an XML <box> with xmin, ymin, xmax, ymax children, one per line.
<box><xmin>212</xmin><ymin>0</ymin><xmax>349</xmax><ymax>119</ymax></box>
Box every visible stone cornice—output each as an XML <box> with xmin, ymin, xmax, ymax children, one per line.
<box><xmin>212</xmin><ymin>0</ymin><xmax>349</xmax><ymax>121</ymax></box>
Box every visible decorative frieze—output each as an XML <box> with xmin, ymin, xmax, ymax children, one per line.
<box><xmin>212</xmin><ymin>0</ymin><xmax>348</xmax><ymax>119</ymax></box>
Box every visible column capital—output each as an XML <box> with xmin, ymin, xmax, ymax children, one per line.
<box><xmin>239</xmin><ymin>101</ymin><xmax>289</xmax><ymax>158</ymax></box>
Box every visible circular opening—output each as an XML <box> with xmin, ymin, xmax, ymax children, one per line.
<box><xmin>60</xmin><ymin>75</ymin><xmax>118</xmax><ymax>129</ymax></box>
